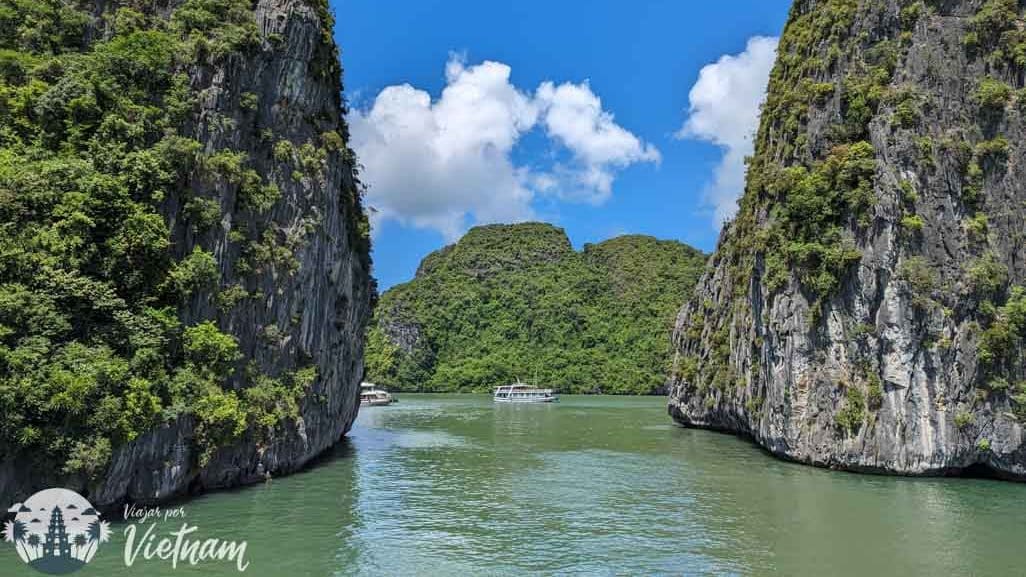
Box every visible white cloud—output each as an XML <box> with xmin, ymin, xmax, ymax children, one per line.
<box><xmin>348</xmin><ymin>60</ymin><xmax>537</xmax><ymax>240</ymax></box>
<box><xmin>678</xmin><ymin>36</ymin><xmax>778</xmax><ymax>225</ymax></box>
<box><xmin>536</xmin><ymin>81</ymin><xmax>661</xmax><ymax>202</ymax></box>
<box><xmin>349</xmin><ymin>56</ymin><xmax>659</xmax><ymax>240</ymax></box>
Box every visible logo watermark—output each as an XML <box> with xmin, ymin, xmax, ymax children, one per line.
<box><xmin>3</xmin><ymin>488</ymin><xmax>110</xmax><ymax>575</ymax></box>
<box><xmin>4</xmin><ymin>489</ymin><xmax>250</xmax><ymax>573</ymax></box>
<box><xmin>122</xmin><ymin>504</ymin><xmax>249</xmax><ymax>571</ymax></box>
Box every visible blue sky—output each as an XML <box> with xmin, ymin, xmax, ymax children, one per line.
<box><xmin>333</xmin><ymin>0</ymin><xmax>791</xmax><ymax>289</ymax></box>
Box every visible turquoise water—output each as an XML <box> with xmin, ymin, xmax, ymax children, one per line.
<box><xmin>2</xmin><ymin>394</ymin><xmax>1024</xmax><ymax>576</ymax></box>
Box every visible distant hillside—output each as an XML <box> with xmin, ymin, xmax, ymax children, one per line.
<box><xmin>365</xmin><ymin>223</ymin><xmax>706</xmax><ymax>394</ymax></box>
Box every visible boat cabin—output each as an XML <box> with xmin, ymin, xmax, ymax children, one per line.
<box><xmin>360</xmin><ymin>382</ymin><xmax>396</xmax><ymax>406</ymax></box>
<box><xmin>493</xmin><ymin>382</ymin><xmax>557</xmax><ymax>403</ymax></box>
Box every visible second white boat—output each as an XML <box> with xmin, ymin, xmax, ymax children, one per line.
<box><xmin>493</xmin><ymin>380</ymin><xmax>558</xmax><ymax>403</ymax></box>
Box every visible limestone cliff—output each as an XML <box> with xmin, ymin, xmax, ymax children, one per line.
<box><xmin>669</xmin><ymin>0</ymin><xmax>1026</xmax><ymax>478</ymax></box>
<box><xmin>0</xmin><ymin>0</ymin><xmax>371</xmax><ymax>507</ymax></box>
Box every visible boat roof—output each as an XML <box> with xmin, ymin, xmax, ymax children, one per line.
<box><xmin>495</xmin><ymin>384</ymin><xmax>553</xmax><ymax>392</ymax></box>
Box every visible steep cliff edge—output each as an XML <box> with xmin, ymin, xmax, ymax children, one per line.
<box><xmin>0</xmin><ymin>0</ymin><xmax>371</xmax><ymax>506</ymax></box>
<box><xmin>669</xmin><ymin>0</ymin><xmax>1026</xmax><ymax>478</ymax></box>
<box><xmin>365</xmin><ymin>223</ymin><xmax>706</xmax><ymax>394</ymax></box>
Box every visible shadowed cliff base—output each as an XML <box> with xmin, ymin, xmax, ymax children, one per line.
<box><xmin>669</xmin><ymin>397</ymin><xmax>1024</xmax><ymax>482</ymax></box>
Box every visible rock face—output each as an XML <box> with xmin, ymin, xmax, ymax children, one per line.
<box><xmin>365</xmin><ymin>223</ymin><xmax>706</xmax><ymax>394</ymax></box>
<box><xmin>0</xmin><ymin>0</ymin><xmax>371</xmax><ymax>507</ymax></box>
<box><xmin>669</xmin><ymin>0</ymin><xmax>1026</xmax><ymax>479</ymax></box>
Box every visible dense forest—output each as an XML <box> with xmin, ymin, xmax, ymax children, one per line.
<box><xmin>365</xmin><ymin>223</ymin><xmax>705</xmax><ymax>394</ymax></box>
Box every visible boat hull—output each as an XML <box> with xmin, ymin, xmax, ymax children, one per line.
<box><xmin>361</xmin><ymin>398</ymin><xmax>396</xmax><ymax>407</ymax></box>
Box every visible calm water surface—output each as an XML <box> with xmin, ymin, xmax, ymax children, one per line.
<box><xmin>4</xmin><ymin>394</ymin><xmax>1024</xmax><ymax>576</ymax></box>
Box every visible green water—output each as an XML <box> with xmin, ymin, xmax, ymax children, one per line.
<box><xmin>3</xmin><ymin>394</ymin><xmax>1025</xmax><ymax>576</ymax></box>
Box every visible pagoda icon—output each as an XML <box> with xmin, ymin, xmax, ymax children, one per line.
<box><xmin>42</xmin><ymin>506</ymin><xmax>73</xmax><ymax>559</ymax></box>
<box><xmin>7</xmin><ymin>487</ymin><xmax>98</xmax><ymax>574</ymax></box>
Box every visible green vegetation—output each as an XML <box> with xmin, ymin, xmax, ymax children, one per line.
<box><xmin>1012</xmin><ymin>382</ymin><xmax>1026</xmax><ymax>420</ymax></box>
<box><xmin>977</xmin><ymin>286</ymin><xmax>1026</xmax><ymax>373</ymax></box>
<box><xmin>900</xmin><ymin>214</ymin><xmax>924</xmax><ymax>232</ymax></box>
<box><xmin>975</xmin><ymin>137</ymin><xmax>1009</xmax><ymax>164</ymax></box>
<box><xmin>899</xmin><ymin>179</ymin><xmax>918</xmax><ymax>203</ymax></box>
<box><xmin>759</xmin><ymin>142</ymin><xmax>875</xmax><ymax>298</ymax></box>
<box><xmin>836</xmin><ymin>384</ymin><xmax>866</xmax><ymax>435</ymax></box>
<box><xmin>966</xmin><ymin>252</ymin><xmax>1009</xmax><ymax>300</ymax></box>
<box><xmin>954</xmin><ymin>410</ymin><xmax>973</xmax><ymax>429</ymax></box>
<box><xmin>0</xmin><ymin>0</ymin><xmax>354</xmax><ymax>477</ymax></box>
<box><xmin>168</xmin><ymin>247</ymin><xmax>220</xmax><ymax>296</ymax></box>
<box><xmin>185</xmin><ymin>197</ymin><xmax>222</xmax><ymax>230</ymax></box>
<box><xmin>963</xmin><ymin>0</ymin><xmax>1026</xmax><ymax>70</ymax></box>
<box><xmin>866</xmin><ymin>372</ymin><xmax>884</xmax><ymax>410</ymax></box>
<box><xmin>974</xmin><ymin>77</ymin><xmax>1012</xmax><ymax>114</ymax></box>
<box><xmin>890</xmin><ymin>88</ymin><xmax>921</xmax><ymax>128</ymax></box>
<box><xmin>965</xmin><ymin>213</ymin><xmax>989</xmax><ymax>240</ymax></box>
<box><xmin>364</xmin><ymin>223</ymin><xmax>706</xmax><ymax>394</ymax></box>
<box><xmin>898</xmin><ymin>256</ymin><xmax>936</xmax><ymax>309</ymax></box>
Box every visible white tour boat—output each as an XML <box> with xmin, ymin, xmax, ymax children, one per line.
<box><xmin>360</xmin><ymin>382</ymin><xmax>396</xmax><ymax>406</ymax></box>
<box><xmin>493</xmin><ymin>379</ymin><xmax>558</xmax><ymax>403</ymax></box>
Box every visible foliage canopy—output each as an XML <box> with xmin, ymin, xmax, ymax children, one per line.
<box><xmin>364</xmin><ymin>223</ymin><xmax>706</xmax><ymax>395</ymax></box>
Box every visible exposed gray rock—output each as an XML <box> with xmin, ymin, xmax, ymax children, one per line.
<box><xmin>380</xmin><ymin>313</ymin><xmax>424</xmax><ymax>356</ymax></box>
<box><xmin>668</xmin><ymin>0</ymin><xmax>1026</xmax><ymax>480</ymax></box>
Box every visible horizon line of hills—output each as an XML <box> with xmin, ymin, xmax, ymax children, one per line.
<box><xmin>364</xmin><ymin>221</ymin><xmax>708</xmax><ymax>395</ymax></box>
